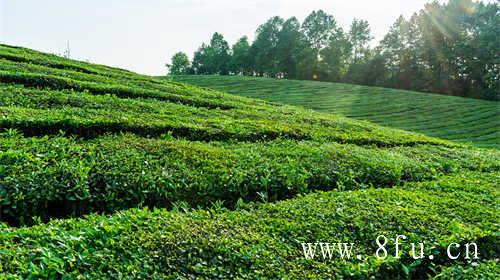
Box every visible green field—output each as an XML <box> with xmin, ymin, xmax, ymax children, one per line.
<box><xmin>172</xmin><ymin>75</ymin><xmax>500</xmax><ymax>149</ymax></box>
<box><xmin>0</xmin><ymin>44</ymin><xmax>499</xmax><ymax>278</ymax></box>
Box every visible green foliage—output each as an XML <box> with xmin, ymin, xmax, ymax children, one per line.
<box><xmin>250</xmin><ymin>16</ymin><xmax>286</xmax><ymax>77</ymax></box>
<box><xmin>373</xmin><ymin>0</ymin><xmax>499</xmax><ymax>100</ymax></box>
<box><xmin>276</xmin><ymin>18</ymin><xmax>305</xmax><ymax>79</ymax></box>
<box><xmin>173</xmin><ymin>75</ymin><xmax>500</xmax><ymax>149</ymax></box>
<box><xmin>166</xmin><ymin>52</ymin><xmax>190</xmax><ymax>75</ymax></box>
<box><xmin>0</xmin><ymin>172</ymin><xmax>498</xmax><ymax>278</ymax></box>
<box><xmin>0</xmin><ymin>43</ymin><xmax>498</xmax><ymax>278</ymax></box>
<box><xmin>182</xmin><ymin>1</ymin><xmax>499</xmax><ymax>100</ymax></box>
<box><xmin>229</xmin><ymin>36</ymin><xmax>251</xmax><ymax>75</ymax></box>
<box><xmin>191</xmin><ymin>33</ymin><xmax>231</xmax><ymax>75</ymax></box>
<box><xmin>301</xmin><ymin>10</ymin><xmax>340</xmax><ymax>53</ymax></box>
<box><xmin>318</xmin><ymin>31</ymin><xmax>351</xmax><ymax>82</ymax></box>
<box><xmin>2</xmin><ymin>130</ymin><xmax>496</xmax><ymax>225</ymax></box>
<box><xmin>0</xmin><ymin>71</ymin><xmax>235</xmax><ymax>109</ymax></box>
<box><xmin>349</xmin><ymin>19</ymin><xmax>372</xmax><ymax>63</ymax></box>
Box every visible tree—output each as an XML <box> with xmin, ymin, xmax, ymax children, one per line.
<box><xmin>230</xmin><ymin>36</ymin><xmax>251</xmax><ymax>75</ymax></box>
<box><xmin>301</xmin><ymin>10</ymin><xmax>339</xmax><ymax>52</ymax></box>
<box><xmin>349</xmin><ymin>19</ymin><xmax>373</xmax><ymax>63</ymax></box>
<box><xmin>209</xmin><ymin>32</ymin><xmax>231</xmax><ymax>75</ymax></box>
<box><xmin>300</xmin><ymin>10</ymin><xmax>343</xmax><ymax>80</ymax></box>
<box><xmin>191</xmin><ymin>32</ymin><xmax>231</xmax><ymax>75</ymax></box>
<box><xmin>191</xmin><ymin>43</ymin><xmax>212</xmax><ymax>74</ymax></box>
<box><xmin>440</xmin><ymin>0</ymin><xmax>500</xmax><ymax>100</ymax></box>
<box><xmin>355</xmin><ymin>52</ymin><xmax>388</xmax><ymax>86</ymax></box>
<box><xmin>180</xmin><ymin>0</ymin><xmax>498</xmax><ymax>100</ymax></box>
<box><xmin>166</xmin><ymin>52</ymin><xmax>190</xmax><ymax>75</ymax></box>
<box><xmin>250</xmin><ymin>16</ymin><xmax>284</xmax><ymax>77</ymax></box>
<box><xmin>417</xmin><ymin>2</ymin><xmax>454</xmax><ymax>93</ymax></box>
<box><xmin>465</xmin><ymin>1</ymin><xmax>499</xmax><ymax>100</ymax></box>
<box><xmin>277</xmin><ymin>17</ymin><xmax>308</xmax><ymax>79</ymax></box>
<box><xmin>318</xmin><ymin>31</ymin><xmax>352</xmax><ymax>82</ymax></box>
<box><xmin>379</xmin><ymin>15</ymin><xmax>421</xmax><ymax>89</ymax></box>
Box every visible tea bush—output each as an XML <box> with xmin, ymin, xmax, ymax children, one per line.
<box><xmin>173</xmin><ymin>75</ymin><xmax>500</xmax><ymax>149</ymax></box>
<box><xmin>2</xmin><ymin>131</ymin><xmax>498</xmax><ymax>225</ymax></box>
<box><xmin>0</xmin><ymin>44</ymin><xmax>498</xmax><ymax>278</ymax></box>
<box><xmin>0</xmin><ymin>172</ymin><xmax>497</xmax><ymax>278</ymax></box>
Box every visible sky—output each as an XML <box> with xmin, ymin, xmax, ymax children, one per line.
<box><xmin>0</xmin><ymin>0</ymin><xmax>493</xmax><ymax>75</ymax></box>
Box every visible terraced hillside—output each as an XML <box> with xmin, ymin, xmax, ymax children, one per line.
<box><xmin>0</xmin><ymin>44</ymin><xmax>499</xmax><ymax>278</ymax></box>
<box><xmin>173</xmin><ymin>75</ymin><xmax>500</xmax><ymax>149</ymax></box>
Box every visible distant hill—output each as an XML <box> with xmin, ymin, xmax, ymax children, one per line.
<box><xmin>173</xmin><ymin>75</ymin><xmax>500</xmax><ymax>149</ymax></box>
<box><xmin>0</xmin><ymin>44</ymin><xmax>498</xmax><ymax>278</ymax></box>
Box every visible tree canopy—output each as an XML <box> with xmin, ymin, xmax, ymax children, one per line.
<box><xmin>169</xmin><ymin>0</ymin><xmax>499</xmax><ymax>100</ymax></box>
<box><xmin>166</xmin><ymin>52</ymin><xmax>190</xmax><ymax>75</ymax></box>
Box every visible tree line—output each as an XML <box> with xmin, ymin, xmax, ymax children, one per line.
<box><xmin>167</xmin><ymin>0</ymin><xmax>499</xmax><ymax>100</ymax></box>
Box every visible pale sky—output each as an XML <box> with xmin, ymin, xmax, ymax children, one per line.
<box><xmin>0</xmin><ymin>0</ymin><xmax>493</xmax><ymax>75</ymax></box>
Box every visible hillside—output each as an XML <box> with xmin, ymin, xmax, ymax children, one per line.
<box><xmin>0</xmin><ymin>44</ymin><xmax>499</xmax><ymax>278</ymax></box>
<box><xmin>172</xmin><ymin>75</ymin><xmax>500</xmax><ymax>149</ymax></box>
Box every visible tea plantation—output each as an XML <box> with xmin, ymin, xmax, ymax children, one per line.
<box><xmin>172</xmin><ymin>75</ymin><xmax>500</xmax><ymax>149</ymax></box>
<box><xmin>0</xmin><ymin>44</ymin><xmax>499</xmax><ymax>279</ymax></box>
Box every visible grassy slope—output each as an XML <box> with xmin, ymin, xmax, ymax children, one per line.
<box><xmin>0</xmin><ymin>44</ymin><xmax>498</xmax><ymax>278</ymax></box>
<box><xmin>172</xmin><ymin>75</ymin><xmax>500</xmax><ymax>149</ymax></box>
